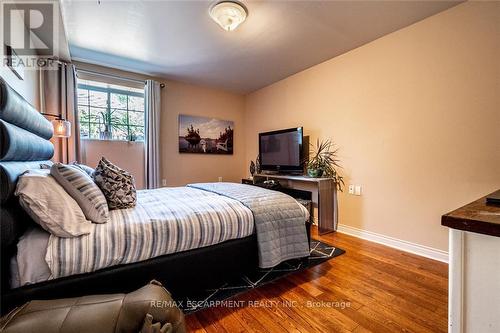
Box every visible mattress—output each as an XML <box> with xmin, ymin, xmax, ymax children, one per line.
<box><xmin>10</xmin><ymin>226</ymin><xmax>51</xmax><ymax>288</ymax></box>
<box><xmin>13</xmin><ymin>186</ymin><xmax>254</xmax><ymax>287</ymax></box>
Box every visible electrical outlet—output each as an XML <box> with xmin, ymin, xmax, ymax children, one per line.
<box><xmin>355</xmin><ymin>185</ymin><xmax>362</xmax><ymax>196</ymax></box>
<box><xmin>161</xmin><ymin>179</ymin><xmax>167</xmax><ymax>187</ymax></box>
<box><xmin>218</xmin><ymin>176</ymin><xmax>223</xmax><ymax>182</ymax></box>
<box><xmin>348</xmin><ymin>185</ymin><xmax>354</xmax><ymax>194</ymax></box>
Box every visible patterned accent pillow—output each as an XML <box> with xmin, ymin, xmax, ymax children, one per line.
<box><xmin>93</xmin><ymin>157</ymin><xmax>137</xmax><ymax>210</ymax></box>
<box><xmin>50</xmin><ymin>163</ymin><xmax>109</xmax><ymax>223</ymax></box>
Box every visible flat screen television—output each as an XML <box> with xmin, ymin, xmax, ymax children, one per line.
<box><xmin>259</xmin><ymin>127</ymin><xmax>304</xmax><ymax>174</ymax></box>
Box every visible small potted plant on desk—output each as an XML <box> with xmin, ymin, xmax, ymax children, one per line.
<box><xmin>306</xmin><ymin>138</ymin><xmax>345</xmax><ymax>191</ymax></box>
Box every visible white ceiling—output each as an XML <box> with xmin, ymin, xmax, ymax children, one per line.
<box><xmin>61</xmin><ymin>0</ymin><xmax>461</xmax><ymax>94</ymax></box>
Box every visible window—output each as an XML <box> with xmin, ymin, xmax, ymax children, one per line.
<box><xmin>77</xmin><ymin>79</ymin><xmax>145</xmax><ymax>141</ymax></box>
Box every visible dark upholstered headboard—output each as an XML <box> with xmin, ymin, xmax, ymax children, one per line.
<box><xmin>0</xmin><ymin>76</ymin><xmax>55</xmax><ymax>289</ymax></box>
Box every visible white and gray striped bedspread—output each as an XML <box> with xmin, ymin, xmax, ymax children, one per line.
<box><xmin>187</xmin><ymin>183</ymin><xmax>310</xmax><ymax>268</ymax></box>
<box><xmin>46</xmin><ymin>186</ymin><xmax>254</xmax><ymax>279</ymax></box>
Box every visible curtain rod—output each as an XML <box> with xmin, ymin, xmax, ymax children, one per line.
<box><xmin>76</xmin><ymin>68</ymin><xmax>165</xmax><ymax>88</ymax></box>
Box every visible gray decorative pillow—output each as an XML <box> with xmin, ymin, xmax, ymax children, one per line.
<box><xmin>50</xmin><ymin>163</ymin><xmax>109</xmax><ymax>223</ymax></box>
<box><xmin>93</xmin><ymin>157</ymin><xmax>137</xmax><ymax>210</ymax></box>
<box><xmin>72</xmin><ymin>162</ymin><xmax>95</xmax><ymax>178</ymax></box>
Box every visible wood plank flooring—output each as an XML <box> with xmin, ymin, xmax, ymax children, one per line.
<box><xmin>185</xmin><ymin>227</ymin><xmax>448</xmax><ymax>333</ymax></box>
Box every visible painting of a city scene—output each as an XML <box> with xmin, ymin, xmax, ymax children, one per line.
<box><xmin>179</xmin><ymin>115</ymin><xmax>234</xmax><ymax>154</ymax></box>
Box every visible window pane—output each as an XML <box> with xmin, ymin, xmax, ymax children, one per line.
<box><xmin>80</xmin><ymin>123</ymin><xmax>90</xmax><ymax>139</ymax></box>
<box><xmin>129</xmin><ymin>126</ymin><xmax>144</xmax><ymax>141</ymax></box>
<box><xmin>109</xmin><ymin>109</ymin><xmax>126</xmax><ymax>126</ymax></box>
<box><xmin>90</xmin><ymin>107</ymin><xmax>106</xmax><ymax>125</ymax></box>
<box><xmin>78</xmin><ymin>106</ymin><xmax>90</xmax><ymax>123</ymax></box>
<box><xmin>111</xmin><ymin>93</ymin><xmax>127</xmax><ymax>109</ymax></box>
<box><xmin>89</xmin><ymin>90</ymin><xmax>107</xmax><ymax>108</ymax></box>
<box><xmin>128</xmin><ymin>110</ymin><xmax>144</xmax><ymax>127</ymax></box>
<box><xmin>89</xmin><ymin>123</ymin><xmax>101</xmax><ymax>139</ymax></box>
<box><xmin>112</xmin><ymin>124</ymin><xmax>128</xmax><ymax>140</ymax></box>
<box><xmin>77</xmin><ymin>89</ymin><xmax>89</xmax><ymax>106</ymax></box>
<box><xmin>77</xmin><ymin>78</ymin><xmax>146</xmax><ymax>142</ymax></box>
<box><xmin>129</xmin><ymin>95</ymin><xmax>144</xmax><ymax>111</ymax></box>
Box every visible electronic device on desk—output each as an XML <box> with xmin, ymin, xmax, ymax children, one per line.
<box><xmin>241</xmin><ymin>178</ymin><xmax>254</xmax><ymax>185</ymax></box>
<box><xmin>259</xmin><ymin>127</ymin><xmax>304</xmax><ymax>175</ymax></box>
<box><xmin>486</xmin><ymin>190</ymin><xmax>500</xmax><ymax>205</ymax></box>
<box><xmin>261</xmin><ymin>179</ymin><xmax>281</xmax><ymax>190</ymax></box>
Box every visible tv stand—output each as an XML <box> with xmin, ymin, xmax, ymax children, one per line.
<box><xmin>259</xmin><ymin>171</ymin><xmax>303</xmax><ymax>176</ymax></box>
<box><xmin>253</xmin><ymin>173</ymin><xmax>338</xmax><ymax>234</ymax></box>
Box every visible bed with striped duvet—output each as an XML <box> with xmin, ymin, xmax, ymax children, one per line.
<box><xmin>45</xmin><ymin>186</ymin><xmax>254</xmax><ymax>279</ymax></box>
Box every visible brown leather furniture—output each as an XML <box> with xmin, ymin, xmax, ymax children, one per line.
<box><xmin>0</xmin><ymin>281</ymin><xmax>186</xmax><ymax>333</ymax></box>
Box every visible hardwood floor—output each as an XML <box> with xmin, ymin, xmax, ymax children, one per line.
<box><xmin>185</xmin><ymin>227</ymin><xmax>448</xmax><ymax>333</ymax></box>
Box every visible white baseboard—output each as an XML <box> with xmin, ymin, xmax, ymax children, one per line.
<box><xmin>337</xmin><ymin>224</ymin><xmax>449</xmax><ymax>263</ymax></box>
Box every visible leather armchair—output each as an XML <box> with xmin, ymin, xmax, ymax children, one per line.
<box><xmin>0</xmin><ymin>281</ymin><xmax>186</xmax><ymax>333</ymax></box>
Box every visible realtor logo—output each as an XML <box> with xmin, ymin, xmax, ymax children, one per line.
<box><xmin>2</xmin><ymin>1</ymin><xmax>57</xmax><ymax>56</ymax></box>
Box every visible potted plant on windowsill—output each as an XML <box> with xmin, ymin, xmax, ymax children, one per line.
<box><xmin>100</xmin><ymin>110</ymin><xmax>115</xmax><ymax>140</ymax></box>
<box><xmin>306</xmin><ymin>138</ymin><xmax>345</xmax><ymax>191</ymax></box>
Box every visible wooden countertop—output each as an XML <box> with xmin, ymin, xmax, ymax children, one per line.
<box><xmin>441</xmin><ymin>191</ymin><xmax>500</xmax><ymax>237</ymax></box>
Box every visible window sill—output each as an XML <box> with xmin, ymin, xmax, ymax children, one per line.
<box><xmin>81</xmin><ymin>138</ymin><xmax>144</xmax><ymax>144</ymax></box>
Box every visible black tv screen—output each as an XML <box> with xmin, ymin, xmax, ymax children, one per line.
<box><xmin>259</xmin><ymin>127</ymin><xmax>303</xmax><ymax>173</ymax></box>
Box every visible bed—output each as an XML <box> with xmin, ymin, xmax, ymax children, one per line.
<box><xmin>0</xmin><ymin>77</ymin><xmax>309</xmax><ymax>314</ymax></box>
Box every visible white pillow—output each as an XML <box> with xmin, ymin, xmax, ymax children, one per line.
<box><xmin>15</xmin><ymin>169</ymin><xmax>92</xmax><ymax>237</ymax></box>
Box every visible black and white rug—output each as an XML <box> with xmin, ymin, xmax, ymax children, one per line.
<box><xmin>177</xmin><ymin>239</ymin><xmax>345</xmax><ymax>314</ymax></box>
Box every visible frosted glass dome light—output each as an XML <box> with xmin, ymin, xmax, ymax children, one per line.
<box><xmin>52</xmin><ymin>118</ymin><xmax>71</xmax><ymax>138</ymax></box>
<box><xmin>209</xmin><ymin>1</ymin><xmax>248</xmax><ymax>32</ymax></box>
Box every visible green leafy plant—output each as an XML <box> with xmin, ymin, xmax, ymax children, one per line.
<box><xmin>100</xmin><ymin>109</ymin><xmax>117</xmax><ymax>129</ymax></box>
<box><xmin>306</xmin><ymin>138</ymin><xmax>345</xmax><ymax>191</ymax></box>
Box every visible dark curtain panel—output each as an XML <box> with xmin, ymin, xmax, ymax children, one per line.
<box><xmin>41</xmin><ymin>62</ymin><xmax>80</xmax><ymax>163</ymax></box>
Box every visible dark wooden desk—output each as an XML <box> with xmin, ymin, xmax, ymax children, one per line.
<box><xmin>442</xmin><ymin>191</ymin><xmax>500</xmax><ymax>237</ymax></box>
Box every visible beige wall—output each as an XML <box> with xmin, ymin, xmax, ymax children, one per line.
<box><xmin>162</xmin><ymin>80</ymin><xmax>246</xmax><ymax>186</ymax></box>
<box><xmin>1</xmin><ymin>63</ymin><xmax>39</xmax><ymax>109</ymax></box>
<box><xmin>81</xmin><ymin>139</ymin><xmax>145</xmax><ymax>189</ymax></box>
<box><xmin>1</xmin><ymin>8</ymin><xmax>40</xmax><ymax>108</ymax></box>
<box><xmin>244</xmin><ymin>2</ymin><xmax>500</xmax><ymax>251</ymax></box>
<box><xmin>74</xmin><ymin>62</ymin><xmax>246</xmax><ymax>187</ymax></box>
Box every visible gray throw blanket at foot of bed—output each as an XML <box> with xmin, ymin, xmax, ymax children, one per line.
<box><xmin>187</xmin><ymin>183</ymin><xmax>310</xmax><ymax>268</ymax></box>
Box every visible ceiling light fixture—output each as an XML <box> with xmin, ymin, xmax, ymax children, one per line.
<box><xmin>209</xmin><ymin>1</ymin><xmax>248</xmax><ymax>32</ymax></box>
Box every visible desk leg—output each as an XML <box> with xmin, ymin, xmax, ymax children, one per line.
<box><xmin>318</xmin><ymin>179</ymin><xmax>337</xmax><ymax>235</ymax></box>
